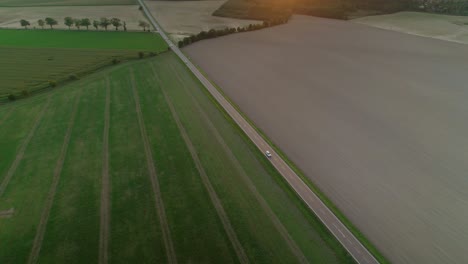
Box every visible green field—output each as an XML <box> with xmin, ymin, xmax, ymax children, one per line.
<box><xmin>0</xmin><ymin>52</ymin><xmax>355</xmax><ymax>263</ymax></box>
<box><xmin>0</xmin><ymin>29</ymin><xmax>167</xmax><ymax>100</ymax></box>
<box><xmin>0</xmin><ymin>0</ymin><xmax>135</xmax><ymax>7</ymax></box>
<box><xmin>0</xmin><ymin>30</ymin><xmax>166</xmax><ymax>50</ymax></box>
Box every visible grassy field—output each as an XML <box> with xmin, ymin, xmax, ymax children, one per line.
<box><xmin>0</xmin><ymin>29</ymin><xmax>167</xmax><ymax>100</ymax></box>
<box><xmin>0</xmin><ymin>0</ymin><xmax>135</xmax><ymax>7</ymax></box>
<box><xmin>0</xmin><ymin>29</ymin><xmax>165</xmax><ymax>50</ymax></box>
<box><xmin>0</xmin><ymin>52</ymin><xmax>354</xmax><ymax>263</ymax></box>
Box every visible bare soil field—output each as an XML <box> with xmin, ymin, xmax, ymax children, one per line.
<box><xmin>0</xmin><ymin>5</ymin><xmax>148</xmax><ymax>30</ymax></box>
<box><xmin>145</xmin><ymin>0</ymin><xmax>260</xmax><ymax>41</ymax></box>
<box><xmin>185</xmin><ymin>15</ymin><xmax>468</xmax><ymax>264</ymax></box>
<box><xmin>354</xmin><ymin>11</ymin><xmax>468</xmax><ymax>45</ymax></box>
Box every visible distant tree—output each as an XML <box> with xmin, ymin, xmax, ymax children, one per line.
<box><xmin>74</xmin><ymin>18</ymin><xmax>82</xmax><ymax>30</ymax></box>
<box><xmin>99</xmin><ymin>17</ymin><xmax>111</xmax><ymax>31</ymax></box>
<box><xmin>81</xmin><ymin>18</ymin><xmax>91</xmax><ymax>30</ymax></box>
<box><xmin>45</xmin><ymin>17</ymin><xmax>58</xmax><ymax>29</ymax></box>
<box><xmin>93</xmin><ymin>20</ymin><xmax>99</xmax><ymax>30</ymax></box>
<box><xmin>138</xmin><ymin>6</ymin><xmax>143</xmax><ymax>11</ymax></box>
<box><xmin>123</xmin><ymin>21</ymin><xmax>127</xmax><ymax>31</ymax></box>
<box><xmin>110</xmin><ymin>18</ymin><xmax>122</xmax><ymax>30</ymax></box>
<box><xmin>138</xmin><ymin>20</ymin><xmax>149</xmax><ymax>31</ymax></box>
<box><xmin>64</xmin><ymin>17</ymin><xmax>74</xmax><ymax>29</ymax></box>
<box><xmin>8</xmin><ymin>94</ymin><xmax>16</xmax><ymax>101</ymax></box>
<box><xmin>20</xmin><ymin>19</ymin><xmax>30</xmax><ymax>29</ymax></box>
<box><xmin>138</xmin><ymin>51</ymin><xmax>144</xmax><ymax>59</ymax></box>
<box><xmin>48</xmin><ymin>80</ymin><xmax>57</xmax><ymax>87</ymax></box>
<box><xmin>37</xmin><ymin>19</ymin><xmax>45</xmax><ymax>29</ymax></box>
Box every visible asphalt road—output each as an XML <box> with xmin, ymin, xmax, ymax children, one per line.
<box><xmin>138</xmin><ymin>1</ymin><xmax>379</xmax><ymax>263</ymax></box>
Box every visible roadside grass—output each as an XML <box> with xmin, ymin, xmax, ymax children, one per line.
<box><xmin>0</xmin><ymin>29</ymin><xmax>165</xmax><ymax>50</ymax></box>
<box><xmin>0</xmin><ymin>0</ymin><xmax>135</xmax><ymax>7</ymax></box>
<box><xmin>187</xmin><ymin>56</ymin><xmax>389</xmax><ymax>264</ymax></box>
<box><xmin>37</xmin><ymin>79</ymin><xmax>105</xmax><ymax>263</ymax></box>
<box><xmin>0</xmin><ymin>88</ymin><xmax>78</xmax><ymax>263</ymax></box>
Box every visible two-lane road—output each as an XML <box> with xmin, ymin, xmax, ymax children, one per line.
<box><xmin>138</xmin><ymin>1</ymin><xmax>379</xmax><ymax>263</ymax></box>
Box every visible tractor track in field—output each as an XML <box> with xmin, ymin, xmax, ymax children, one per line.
<box><xmin>153</xmin><ymin>67</ymin><xmax>249</xmax><ymax>264</ymax></box>
<box><xmin>0</xmin><ymin>107</ymin><xmax>14</xmax><ymax>127</ymax></box>
<box><xmin>129</xmin><ymin>70</ymin><xmax>177</xmax><ymax>264</ymax></box>
<box><xmin>0</xmin><ymin>96</ymin><xmax>52</xmax><ymax>197</ymax></box>
<box><xmin>0</xmin><ymin>208</ymin><xmax>14</xmax><ymax>218</ymax></box>
<box><xmin>99</xmin><ymin>78</ymin><xmax>111</xmax><ymax>264</ymax></box>
<box><xmin>168</xmin><ymin>63</ymin><xmax>309</xmax><ymax>264</ymax></box>
<box><xmin>27</xmin><ymin>91</ymin><xmax>81</xmax><ymax>264</ymax></box>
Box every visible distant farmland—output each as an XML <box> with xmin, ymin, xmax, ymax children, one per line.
<box><xmin>0</xmin><ymin>29</ymin><xmax>167</xmax><ymax>99</ymax></box>
<box><xmin>185</xmin><ymin>15</ymin><xmax>468</xmax><ymax>264</ymax></box>
<box><xmin>0</xmin><ymin>52</ymin><xmax>353</xmax><ymax>263</ymax></box>
<box><xmin>0</xmin><ymin>0</ymin><xmax>135</xmax><ymax>7</ymax></box>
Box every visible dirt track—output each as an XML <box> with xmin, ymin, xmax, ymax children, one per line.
<box><xmin>99</xmin><ymin>78</ymin><xmax>111</xmax><ymax>264</ymax></box>
<box><xmin>185</xmin><ymin>15</ymin><xmax>468</xmax><ymax>264</ymax></box>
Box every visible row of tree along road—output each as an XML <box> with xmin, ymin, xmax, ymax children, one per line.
<box><xmin>178</xmin><ymin>17</ymin><xmax>290</xmax><ymax>48</ymax></box>
<box><xmin>19</xmin><ymin>17</ymin><xmax>151</xmax><ymax>31</ymax></box>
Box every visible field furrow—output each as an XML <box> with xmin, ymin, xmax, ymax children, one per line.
<box><xmin>99</xmin><ymin>77</ymin><xmax>111</xmax><ymax>264</ymax></box>
<box><xmin>27</xmin><ymin>90</ymin><xmax>82</xmax><ymax>264</ymax></box>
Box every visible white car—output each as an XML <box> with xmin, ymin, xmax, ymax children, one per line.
<box><xmin>265</xmin><ymin>151</ymin><xmax>272</xmax><ymax>158</ymax></box>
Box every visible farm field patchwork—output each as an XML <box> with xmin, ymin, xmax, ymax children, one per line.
<box><xmin>184</xmin><ymin>14</ymin><xmax>468</xmax><ymax>264</ymax></box>
<box><xmin>353</xmin><ymin>11</ymin><xmax>468</xmax><ymax>45</ymax></box>
<box><xmin>0</xmin><ymin>29</ymin><xmax>167</xmax><ymax>100</ymax></box>
<box><xmin>0</xmin><ymin>5</ymin><xmax>150</xmax><ymax>31</ymax></box>
<box><xmin>144</xmin><ymin>0</ymin><xmax>261</xmax><ymax>41</ymax></box>
<box><xmin>0</xmin><ymin>0</ymin><xmax>135</xmax><ymax>7</ymax></box>
<box><xmin>0</xmin><ymin>52</ymin><xmax>354</xmax><ymax>263</ymax></box>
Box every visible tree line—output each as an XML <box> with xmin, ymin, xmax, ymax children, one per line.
<box><xmin>178</xmin><ymin>17</ymin><xmax>289</xmax><ymax>48</ymax></box>
<box><xmin>19</xmin><ymin>17</ymin><xmax>151</xmax><ymax>31</ymax></box>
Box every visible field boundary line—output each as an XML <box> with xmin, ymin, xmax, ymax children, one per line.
<box><xmin>0</xmin><ymin>107</ymin><xmax>14</xmax><ymax>127</ymax></box>
<box><xmin>167</xmin><ymin>63</ymin><xmax>308</xmax><ymax>264</ymax></box>
<box><xmin>129</xmin><ymin>69</ymin><xmax>177</xmax><ymax>264</ymax></box>
<box><xmin>99</xmin><ymin>78</ymin><xmax>111</xmax><ymax>264</ymax></box>
<box><xmin>153</xmin><ymin>67</ymin><xmax>249</xmax><ymax>264</ymax></box>
<box><xmin>27</xmin><ymin>91</ymin><xmax>82</xmax><ymax>264</ymax></box>
<box><xmin>0</xmin><ymin>97</ymin><xmax>51</xmax><ymax>197</ymax></box>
